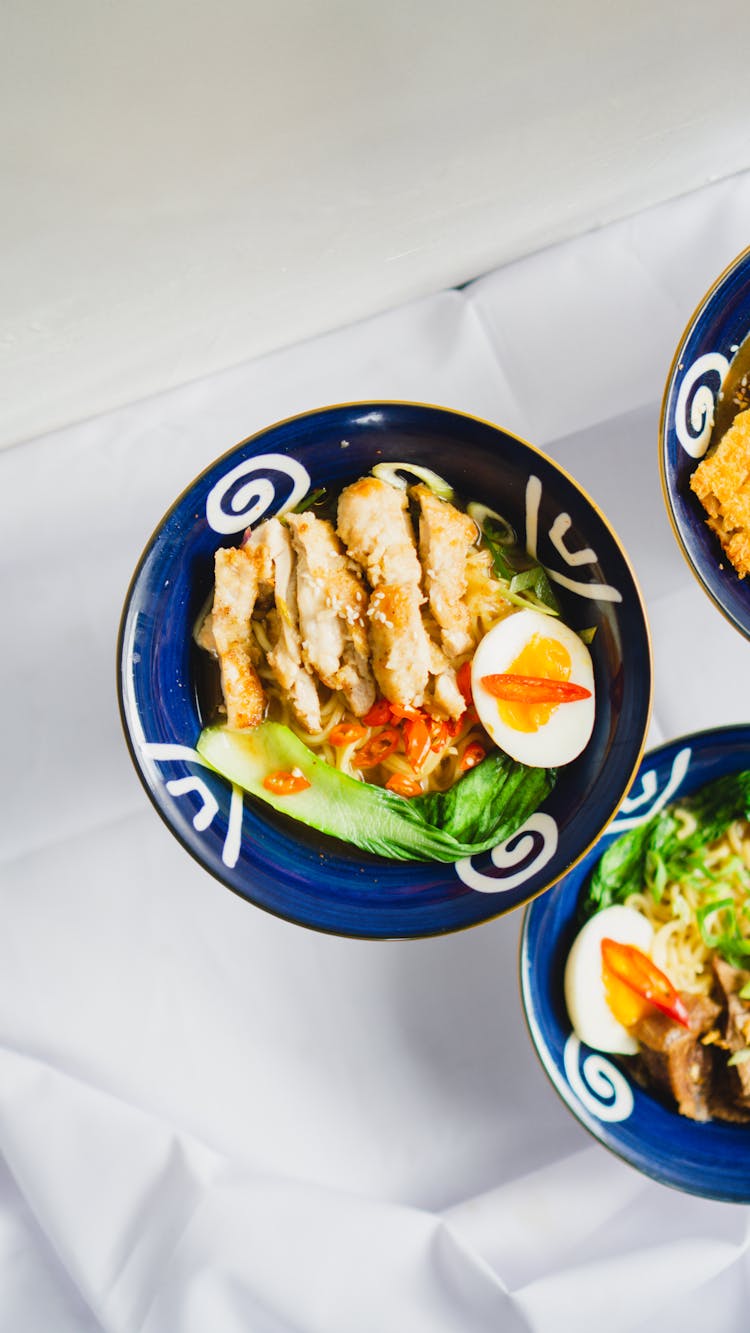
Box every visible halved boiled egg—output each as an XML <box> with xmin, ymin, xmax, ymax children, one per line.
<box><xmin>564</xmin><ymin>905</ymin><xmax>654</xmax><ymax>1055</ymax></box>
<box><xmin>470</xmin><ymin>608</ymin><xmax>595</xmax><ymax>767</ymax></box>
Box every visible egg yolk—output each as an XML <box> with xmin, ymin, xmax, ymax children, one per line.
<box><xmin>602</xmin><ymin>964</ymin><xmax>652</xmax><ymax>1028</ymax></box>
<box><xmin>497</xmin><ymin>634</ymin><xmax>572</xmax><ymax>733</ymax></box>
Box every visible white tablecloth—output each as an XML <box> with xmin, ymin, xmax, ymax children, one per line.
<box><xmin>3</xmin><ymin>172</ymin><xmax>750</xmax><ymax>1332</ymax></box>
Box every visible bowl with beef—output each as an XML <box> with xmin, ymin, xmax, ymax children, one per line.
<box><xmin>660</xmin><ymin>243</ymin><xmax>750</xmax><ymax>639</ymax></box>
<box><xmin>521</xmin><ymin>723</ymin><xmax>750</xmax><ymax>1202</ymax></box>
<box><xmin>117</xmin><ymin>401</ymin><xmax>651</xmax><ymax>939</ymax></box>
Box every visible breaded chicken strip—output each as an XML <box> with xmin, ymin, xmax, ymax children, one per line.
<box><xmin>367</xmin><ymin>584</ymin><xmax>433</xmax><ymax>711</ymax></box>
<box><xmin>413</xmin><ymin>483</ymin><xmax>477</xmax><ymax>657</ymax></box>
<box><xmin>338</xmin><ymin>477</ymin><xmax>433</xmax><ymax>708</ymax></box>
<box><xmin>211</xmin><ymin>544</ymin><xmax>267</xmax><ymax>730</ymax></box>
<box><xmin>425</xmin><ymin>639</ymin><xmax>466</xmax><ymax>721</ymax></box>
<box><xmin>337</xmin><ymin>476</ymin><xmax>423</xmax><ymax>587</ymax></box>
<box><xmin>286</xmin><ymin>512</ymin><xmax>375</xmax><ymax>717</ymax></box>
<box><xmin>256</xmin><ymin>518</ymin><xmax>322</xmax><ymax>734</ymax></box>
<box><xmin>690</xmin><ymin>408</ymin><xmax>750</xmax><ymax>578</ymax></box>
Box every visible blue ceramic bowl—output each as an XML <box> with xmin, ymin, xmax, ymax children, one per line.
<box><xmin>521</xmin><ymin>724</ymin><xmax>750</xmax><ymax>1203</ymax></box>
<box><xmin>660</xmin><ymin>244</ymin><xmax>750</xmax><ymax>639</ymax></box>
<box><xmin>117</xmin><ymin>401</ymin><xmax>652</xmax><ymax>939</ymax></box>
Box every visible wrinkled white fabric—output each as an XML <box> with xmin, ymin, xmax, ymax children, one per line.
<box><xmin>3</xmin><ymin>171</ymin><xmax>750</xmax><ymax>1331</ymax></box>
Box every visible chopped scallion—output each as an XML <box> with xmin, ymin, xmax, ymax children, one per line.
<box><xmin>371</xmin><ymin>462</ymin><xmax>454</xmax><ymax>500</ymax></box>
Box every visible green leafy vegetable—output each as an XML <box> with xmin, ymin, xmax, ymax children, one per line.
<box><xmin>292</xmin><ymin>487</ymin><xmax>327</xmax><ymax>514</ymax></box>
<box><xmin>197</xmin><ymin>722</ymin><xmax>555</xmax><ymax>863</ymax></box>
<box><xmin>371</xmin><ymin>462</ymin><xmax>454</xmax><ymax>500</ymax></box>
<box><xmin>583</xmin><ymin>770</ymin><xmax>750</xmax><ymax>965</ymax></box>
<box><xmin>696</xmin><ymin>898</ymin><xmax>750</xmax><ymax>970</ymax></box>
<box><xmin>479</xmin><ymin>517</ymin><xmax>561</xmax><ymax>616</ymax></box>
<box><xmin>510</xmin><ymin>566</ymin><xmax>559</xmax><ymax>612</ymax></box>
<box><xmin>412</xmin><ymin>750</ymin><xmax>554</xmax><ymax>847</ymax></box>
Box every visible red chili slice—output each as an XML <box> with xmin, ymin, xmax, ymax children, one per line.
<box><xmin>362</xmin><ymin>699</ymin><xmax>393</xmax><ymax>726</ymax></box>
<box><xmin>389</xmin><ymin>704</ymin><xmax>423</xmax><ymax>723</ymax></box>
<box><xmin>444</xmin><ymin>715</ymin><xmax>465</xmax><ymax>740</ymax></box>
<box><xmin>456</xmin><ymin>661</ymin><xmax>473</xmax><ymax>706</ymax></box>
<box><xmin>480</xmin><ymin>673</ymin><xmax>591</xmax><ymax>703</ymax></box>
<box><xmin>329</xmin><ymin>721</ymin><xmax>368</xmax><ymax>747</ymax></box>
<box><xmin>459</xmin><ymin>741</ymin><xmax>486</xmax><ymax>772</ymax></box>
<box><xmin>403</xmin><ymin>715</ymin><xmax>432</xmax><ymax>771</ymax></box>
<box><xmin>385</xmin><ymin>773</ymin><xmax>423</xmax><ymax>797</ymax></box>
<box><xmin>262</xmin><ymin>770</ymin><xmax>311</xmax><ymax>795</ymax></box>
<box><xmin>352</xmin><ymin>726</ymin><xmax>401</xmax><ymax>769</ymax></box>
<box><xmin>601</xmin><ymin>938</ymin><xmax>690</xmax><ymax>1028</ymax></box>
<box><xmin>428</xmin><ymin>717</ymin><xmax>450</xmax><ymax>752</ymax></box>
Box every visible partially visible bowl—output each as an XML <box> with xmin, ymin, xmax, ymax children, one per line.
<box><xmin>117</xmin><ymin>400</ymin><xmax>652</xmax><ymax>940</ymax></box>
<box><xmin>660</xmin><ymin>244</ymin><xmax>750</xmax><ymax>639</ymax></box>
<box><xmin>521</xmin><ymin>724</ymin><xmax>750</xmax><ymax>1203</ymax></box>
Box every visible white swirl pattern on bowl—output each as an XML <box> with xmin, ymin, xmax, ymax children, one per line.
<box><xmin>526</xmin><ymin>477</ymin><xmax>622</xmax><ymax>602</ymax></box>
<box><xmin>140</xmin><ymin>743</ymin><xmax>244</xmax><ymax>869</ymax></box>
<box><xmin>456</xmin><ymin>812</ymin><xmax>558</xmax><ymax>892</ymax></box>
<box><xmin>675</xmin><ymin>353</ymin><xmax>730</xmax><ymax>459</ymax></box>
<box><xmin>607</xmin><ymin>747</ymin><xmax>692</xmax><ymax>833</ymax></box>
<box><xmin>206</xmin><ymin>453</ymin><xmax>311</xmax><ymax>534</ymax></box>
<box><xmin>563</xmin><ymin>1035</ymin><xmax>634</xmax><ymax>1122</ymax></box>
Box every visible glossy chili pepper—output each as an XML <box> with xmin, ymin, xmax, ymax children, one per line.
<box><xmin>262</xmin><ymin>770</ymin><xmax>311</xmax><ymax>795</ymax></box>
<box><xmin>403</xmin><ymin>715</ymin><xmax>432</xmax><ymax>771</ymax></box>
<box><xmin>389</xmin><ymin>704</ymin><xmax>423</xmax><ymax>723</ymax></box>
<box><xmin>459</xmin><ymin>741</ymin><xmax>486</xmax><ymax>772</ymax></box>
<box><xmin>385</xmin><ymin>772</ymin><xmax>423</xmax><ymax>797</ymax></box>
<box><xmin>456</xmin><ymin>660</ymin><xmax>473</xmax><ymax>706</ymax></box>
<box><xmin>361</xmin><ymin>699</ymin><xmax>393</xmax><ymax>727</ymax></box>
<box><xmin>352</xmin><ymin>726</ymin><xmax>401</xmax><ymax>769</ymax></box>
<box><xmin>444</xmin><ymin>715</ymin><xmax>465</xmax><ymax>739</ymax></box>
<box><xmin>601</xmin><ymin>938</ymin><xmax>690</xmax><ymax>1028</ymax></box>
<box><xmin>480</xmin><ymin>673</ymin><xmax>591</xmax><ymax>703</ymax></box>
<box><xmin>329</xmin><ymin>721</ymin><xmax>368</xmax><ymax>747</ymax></box>
<box><xmin>428</xmin><ymin>717</ymin><xmax>450</xmax><ymax>752</ymax></box>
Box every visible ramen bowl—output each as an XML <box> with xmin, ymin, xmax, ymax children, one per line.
<box><xmin>117</xmin><ymin>401</ymin><xmax>652</xmax><ymax>939</ymax></box>
<box><xmin>521</xmin><ymin>724</ymin><xmax>750</xmax><ymax>1203</ymax></box>
<box><xmin>660</xmin><ymin>244</ymin><xmax>750</xmax><ymax>639</ymax></box>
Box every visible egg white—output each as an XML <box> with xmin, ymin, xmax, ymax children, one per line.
<box><xmin>470</xmin><ymin>609</ymin><xmax>595</xmax><ymax>767</ymax></box>
<box><xmin>564</xmin><ymin>904</ymin><xmax>654</xmax><ymax>1055</ymax></box>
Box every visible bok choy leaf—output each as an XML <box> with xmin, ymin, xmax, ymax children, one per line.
<box><xmin>197</xmin><ymin>722</ymin><xmax>555</xmax><ymax>863</ymax></box>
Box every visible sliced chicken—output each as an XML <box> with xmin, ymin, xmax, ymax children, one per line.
<box><xmin>208</xmin><ymin>476</ymin><xmax>476</xmax><ymax>728</ymax></box>
<box><xmin>255</xmin><ymin>518</ymin><xmax>322</xmax><ymax>734</ymax></box>
<box><xmin>337</xmin><ymin>475</ymin><xmax>474</xmax><ymax>714</ymax></box>
<box><xmin>337</xmin><ymin>476</ymin><xmax>423</xmax><ymax>587</ymax></box>
<box><xmin>425</xmin><ymin>639</ymin><xmax>466</xmax><ymax>721</ymax></box>
<box><xmin>367</xmin><ymin>584</ymin><xmax>432</xmax><ymax>710</ymax></box>
<box><xmin>211</xmin><ymin>545</ymin><xmax>266</xmax><ymax>730</ymax></box>
<box><xmin>286</xmin><ymin>511</ymin><xmax>375</xmax><ymax>717</ymax></box>
<box><xmin>338</xmin><ymin>476</ymin><xmax>436</xmax><ymax>709</ymax></box>
<box><xmin>193</xmin><ymin>607</ymin><xmax>217</xmax><ymax>655</ymax></box>
<box><xmin>413</xmin><ymin>483</ymin><xmax>477</xmax><ymax>658</ymax></box>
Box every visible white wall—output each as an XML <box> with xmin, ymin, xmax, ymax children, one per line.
<box><xmin>3</xmin><ymin>0</ymin><xmax>750</xmax><ymax>451</ymax></box>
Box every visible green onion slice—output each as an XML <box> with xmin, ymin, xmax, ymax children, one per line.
<box><xmin>371</xmin><ymin>463</ymin><xmax>454</xmax><ymax>500</ymax></box>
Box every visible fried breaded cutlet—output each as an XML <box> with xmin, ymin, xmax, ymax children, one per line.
<box><xmin>690</xmin><ymin>407</ymin><xmax>750</xmax><ymax>579</ymax></box>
